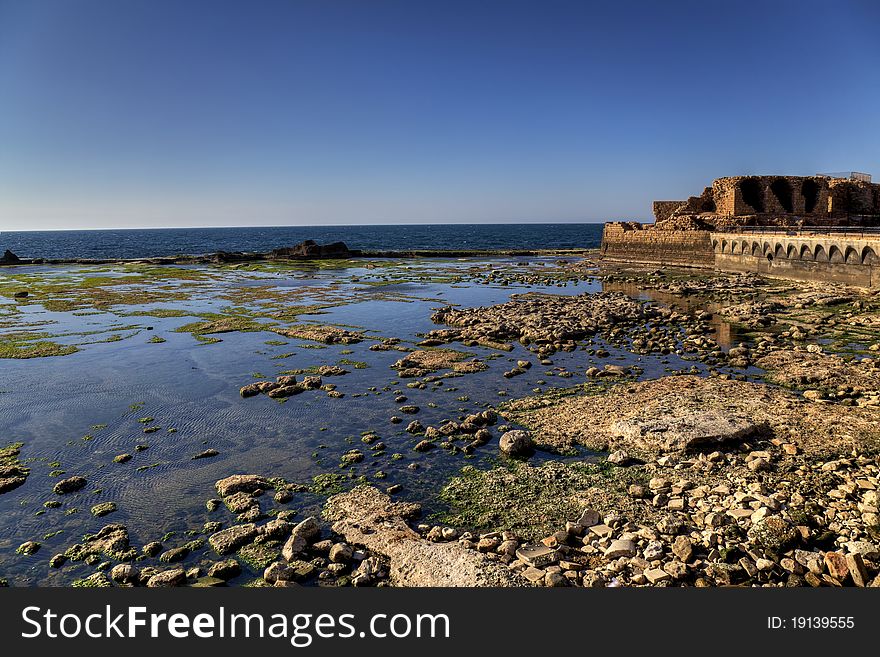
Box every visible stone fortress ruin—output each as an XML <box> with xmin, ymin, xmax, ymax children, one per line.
<box><xmin>601</xmin><ymin>173</ymin><xmax>880</xmax><ymax>287</ymax></box>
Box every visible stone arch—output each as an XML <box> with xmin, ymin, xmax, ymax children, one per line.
<box><xmin>721</xmin><ymin>239</ymin><xmax>729</xmax><ymax>254</ymax></box>
<box><xmin>712</xmin><ymin>239</ymin><xmax>719</xmax><ymax>252</ymax></box>
<box><xmin>774</xmin><ymin>243</ymin><xmax>786</xmax><ymax>259</ymax></box>
<box><xmin>731</xmin><ymin>241</ymin><xmax>741</xmax><ymax>254</ymax></box>
<box><xmin>862</xmin><ymin>246</ymin><xmax>879</xmax><ymax>265</ymax></box>
<box><xmin>802</xmin><ymin>179</ymin><xmax>820</xmax><ymax>213</ymax></box>
<box><xmin>763</xmin><ymin>241</ymin><xmax>771</xmax><ymax>255</ymax></box>
<box><xmin>752</xmin><ymin>242</ymin><xmax>761</xmax><ymax>256</ymax></box>
<box><xmin>845</xmin><ymin>246</ymin><xmax>860</xmax><ymax>264</ymax></box>
<box><xmin>740</xmin><ymin>177</ymin><xmax>765</xmax><ymax>213</ymax></box>
<box><xmin>814</xmin><ymin>245</ymin><xmax>827</xmax><ymax>262</ymax></box>
<box><xmin>786</xmin><ymin>244</ymin><xmax>798</xmax><ymax>259</ymax></box>
<box><xmin>828</xmin><ymin>244</ymin><xmax>844</xmax><ymax>263</ymax></box>
<box><xmin>770</xmin><ymin>178</ymin><xmax>794</xmax><ymax>213</ymax></box>
<box><xmin>799</xmin><ymin>244</ymin><xmax>813</xmax><ymax>261</ymax></box>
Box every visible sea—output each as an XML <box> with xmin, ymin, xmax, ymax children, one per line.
<box><xmin>0</xmin><ymin>223</ymin><xmax>606</xmax><ymax>260</ymax></box>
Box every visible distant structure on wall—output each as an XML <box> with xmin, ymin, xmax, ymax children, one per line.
<box><xmin>651</xmin><ymin>173</ymin><xmax>880</xmax><ymax>231</ymax></box>
<box><xmin>601</xmin><ymin>173</ymin><xmax>880</xmax><ymax>287</ymax></box>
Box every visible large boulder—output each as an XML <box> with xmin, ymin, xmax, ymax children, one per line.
<box><xmin>0</xmin><ymin>250</ymin><xmax>20</xmax><ymax>264</ymax></box>
<box><xmin>610</xmin><ymin>410</ymin><xmax>767</xmax><ymax>453</ymax></box>
<box><xmin>499</xmin><ymin>430</ymin><xmax>534</xmax><ymax>456</ymax></box>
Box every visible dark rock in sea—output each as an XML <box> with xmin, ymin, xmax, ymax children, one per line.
<box><xmin>53</xmin><ymin>476</ymin><xmax>87</xmax><ymax>495</ymax></box>
<box><xmin>271</xmin><ymin>240</ymin><xmax>354</xmax><ymax>259</ymax></box>
<box><xmin>1</xmin><ymin>250</ymin><xmax>21</xmax><ymax>264</ymax></box>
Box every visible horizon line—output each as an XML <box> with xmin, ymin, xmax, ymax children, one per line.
<box><xmin>1</xmin><ymin>219</ymin><xmax>645</xmax><ymax>233</ymax></box>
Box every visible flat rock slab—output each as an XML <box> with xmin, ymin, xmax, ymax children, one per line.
<box><xmin>324</xmin><ymin>486</ymin><xmax>528</xmax><ymax>587</ymax></box>
<box><xmin>516</xmin><ymin>544</ymin><xmax>558</xmax><ymax>568</ymax></box>
<box><xmin>610</xmin><ymin>410</ymin><xmax>766</xmax><ymax>452</ymax></box>
<box><xmin>502</xmin><ymin>374</ymin><xmax>880</xmax><ymax>457</ymax></box>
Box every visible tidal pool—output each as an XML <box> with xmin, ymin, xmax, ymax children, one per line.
<box><xmin>0</xmin><ymin>256</ymin><xmax>743</xmax><ymax>585</ymax></box>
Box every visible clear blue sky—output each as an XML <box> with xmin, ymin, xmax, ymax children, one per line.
<box><xmin>1</xmin><ymin>0</ymin><xmax>878</xmax><ymax>230</ymax></box>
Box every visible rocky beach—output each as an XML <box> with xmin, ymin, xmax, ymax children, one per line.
<box><xmin>1</xmin><ymin>245</ymin><xmax>879</xmax><ymax>588</ymax></box>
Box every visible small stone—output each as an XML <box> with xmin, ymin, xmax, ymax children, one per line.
<box><xmin>515</xmin><ymin>544</ymin><xmax>559</xmax><ymax>568</ymax></box>
<box><xmin>544</xmin><ymin>571</ymin><xmax>566</xmax><ymax>587</ymax></box>
<box><xmin>110</xmin><ymin>564</ymin><xmax>138</xmax><ymax>583</ymax></box>
<box><xmin>329</xmin><ymin>543</ymin><xmax>353</xmax><ymax>564</ymax></box>
<box><xmin>207</xmin><ymin>560</ymin><xmax>241</xmax><ymax>580</ymax></box>
<box><xmin>672</xmin><ymin>535</ymin><xmax>694</xmax><ymax>563</ymax></box>
<box><xmin>604</xmin><ymin>539</ymin><xmax>637</xmax><ymax>559</ymax></box>
<box><xmin>645</xmin><ymin>568</ymin><xmax>671</xmax><ymax>585</ymax></box>
<box><xmin>577</xmin><ymin>508</ymin><xmax>601</xmax><ymax>527</ymax></box>
<box><xmin>846</xmin><ymin>553</ymin><xmax>868</xmax><ymax>587</ymax></box>
<box><xmin>146</xmin><ymin>568</ymin><xmax>186</xmax><ymax>587</ymax></box>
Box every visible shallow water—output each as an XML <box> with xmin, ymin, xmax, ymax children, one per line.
<box><xmin>0</xmin><ymin>256</ymin><xmax>740</xmax><ymax>585</ymax></box>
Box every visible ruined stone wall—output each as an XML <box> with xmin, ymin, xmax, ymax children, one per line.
<box><xmin>652</xmin><ymin>201</ymin><xmax>684</xmax><ymax>222</ymax></box>
<box><xmin>601</xmin><ymin>224</ymin><xmax>880</xmax><ymax>287</ymax></box>
<box><xmin>601</xmin><ymin>223</ymin><xmax>715</xmax><ymax>267</ymax></box>
<box><xmin>656</xmin><ymin>175</ymin><xmax>880</xmax><ymax>228</ymax></box>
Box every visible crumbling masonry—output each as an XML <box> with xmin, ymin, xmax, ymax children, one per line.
<box><xmin>601</xmin><ymin>174</ymin><xmax>880</xmax><ymax>287</ymax></box>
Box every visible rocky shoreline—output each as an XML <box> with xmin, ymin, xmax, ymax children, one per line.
<box><xmin>0</xmin><ymin>242</ymin><xmax>592</xmax><ymax>268</ymax></box>
<box><xmin>2</xmin><ymin>253</ymin><xmax>880</xmax><ymax>588</ymax></box>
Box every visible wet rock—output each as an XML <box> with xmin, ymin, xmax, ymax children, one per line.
<box><xmin>90</xmin><ymin>502</ymin><xmax>117</xmax><ymax>517</ymax></box>
<box><xmin>324</xmin><ymin>486</ymin><xmax>525</xmax><ymax>586</ymax></box>
<box><xmin>329</xmin><ymin>542</ymin><xmax>354</xmax><ymax>563</ymax></box>
<box><xmin>192</xmin><ymin>449</ymin><xmax>219</xmax><ymax>460</ymax></box>
<box><xmin>499</xmin><ymin>430</ymin><xmax>533</xmax><ymax>456</ymax></box>
<box><xmin>215</xmin><ymin>475</ymin><xmax>270</xmax><ymax>497</ymax></box>
<box><xmin>159</xmin><ymin>546</ymin><xmax>190</xmax><ymax>563</ymax></box>
<box><xmin>17</xmin><ymin>541</ymin><xmax>40</xmax><ymax>555</ymax></box>
<box><xmin>264</xmin><ymin>561</ymin><xmax>296</xmax><ymax>584</ymax></box>
<box><xmin>209</xmin><ymin>524</ymin><xmax>258</xmax><ymax>555</ymax></box>
<box><xmin>146</xmin><ymin>568</ymin><xmax>186</xmax><ymax>587</ymax></box>
<box><xmin>53</xmin><ymin>476</ymin><xmax>87</xmax><ymax>495</ymax></box>
<box><xmin>207</xmin><ymin>560</ymin><xmax>241</xmax><ymax>580</ymax></box>
<box><xmin>66</xmin><ymin>524</ymin><xmax>137</xmax><ymax>562</ymax></box>
<box><xmin>143</xmin><ymin>542</ymin><xmax>163</xmax><ymax>557</ymax></box>
<box><xmin>110</xmin><ymin>564</ymin><xmax>139</xmax><ymax>584</ymax></box>
<box><xmin>239</xmin><ymin>383</ymin><xmax>263</xmax><ymax>398</ymax></box>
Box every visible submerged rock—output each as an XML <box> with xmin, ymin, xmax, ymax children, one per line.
<box><xmin>53</xmin><ymin>475</ymin><xmax>87</xmax><ymax>495</ymax></box>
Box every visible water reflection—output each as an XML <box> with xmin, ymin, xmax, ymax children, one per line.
<box><xmin>601</xmin><ymin>281</ymin><xmax>742</xmax><ymax>350</ymax></box>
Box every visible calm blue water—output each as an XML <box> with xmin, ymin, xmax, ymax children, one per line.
<box><xmin>0</xmin><ymin>223</ymin><xmax>604</xmax><ymax>260</ymax></box>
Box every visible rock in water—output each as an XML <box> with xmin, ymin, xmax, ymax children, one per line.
<box><xmin>499</xmin><ymin>430</ymin><xmax>534</xmax><ymax>456</ymax></box>
<box><xmin>53</xmin><ymin>476</ymin><xmax>87</xmax><ymax>495</ymax></box>
<box><xmin>1</xmin><ymin>250</ymin><xmax>21</xmax><ymax>264</ymax></box>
